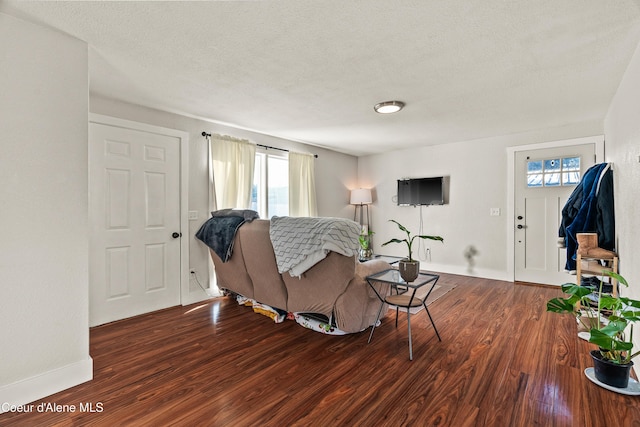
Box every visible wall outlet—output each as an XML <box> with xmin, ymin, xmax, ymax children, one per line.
<box><xmin>490</xmin><ymin>208</ymin><xmax>501</xmax><ymax>216</ymax></box>
<box><xmin>188</xmin><ymin>211</ymin><xmax>199</xmax><ymax>220</ymax></box>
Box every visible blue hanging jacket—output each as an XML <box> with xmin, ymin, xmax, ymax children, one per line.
<box><xmin>559</xmin><ymin>162</ymin><xmax>614</xmax><ymax>271</ymax></box>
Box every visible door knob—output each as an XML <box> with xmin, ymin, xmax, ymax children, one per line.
<box><xmin>172</xmin><ymin>232</ymin><xmax>182</xmax><ymax>238</ymax></box>
<box><xmin>517</xmin><ymin>225</ymin><xmax>524</xmax><ymax>229</ymax></box>
<box><xmin>517</xmin><ymin>215</ymin><xmax>523</xmax><ymax>220</ymax></box>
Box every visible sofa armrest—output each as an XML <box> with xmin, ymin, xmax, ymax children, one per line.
<box><xmin>356</xmin><ymin>259</ymin><xmax>394</xmax><ymax>297</ymax></box>
<box><xmin>355</xmin><ymin>259</ymin><xmax>392</xmax><ymax>279</ymax></box>
<box><xmin>332</xmin><ymin>259</ymin><xmax>392</xmax><ymax>333</ymax></box>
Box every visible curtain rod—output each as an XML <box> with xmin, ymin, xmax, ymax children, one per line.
<box><xmin>202</xmin><ymin>132</ymin><xmax>318</xmax><ymax>158</ymax></box>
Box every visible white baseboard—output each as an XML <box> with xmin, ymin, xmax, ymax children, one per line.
<box><xmin>0</xmin><ymin>358</ymin><xmax>93</xmax><ymax>413</ymax></box>
<box><xmin>182</xmin><ymin>289</ymin><xmax>218</xmax><ymax>306</ymax></box>
<box><xmin>419</xmin><ymin>262</ymin><xmax>510</xmax><ymax>282</ymax></box>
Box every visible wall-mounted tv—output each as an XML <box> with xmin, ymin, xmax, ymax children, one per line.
<box><xmin>397</xmin><ymin>177</ymin><xmax>444</xmax><ymax>206</ymax></box>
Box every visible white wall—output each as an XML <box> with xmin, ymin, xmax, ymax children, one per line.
<box><xmin>604</xmin><ymin>37</ymin><xmax>640</xmax><ymax>370</ymax></box>
<box><xmin>90</xmin><ymin>95</ymin><xmax>359</xmax><ymax>290</ymax></box>
<box><xmin>0</xmin><ymin>13</ymin><xmax>92</xmax><ymax>407</ymax></box>
<box><xmin>358</xmin><ymin>121</ymin><xmax>603</xmax><ymax>280</ymax></box>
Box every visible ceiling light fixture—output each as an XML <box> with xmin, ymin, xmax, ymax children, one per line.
<box><xmin>374</xmin><ymin>100</ymin><xmax>405</xmax><ymax>114</ymax></box>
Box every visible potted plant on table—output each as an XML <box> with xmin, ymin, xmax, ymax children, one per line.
<box><xmin>358</xmin><ymin>231</ymin><xmax>374</xmax><ymax>262</ymax></box>
<box><xmin>381</xmin><ymin>219</ymin><xmax>443</xmax><ymax>282</ymax></box>
<box><xmin>547</xmin><ymin>271</ymin><xmax>640</xmax><ymax>389</ymax></box>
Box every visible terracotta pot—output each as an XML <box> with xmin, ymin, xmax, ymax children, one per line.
<box><xmin>590</xmin><ymin>349</ymin><xmax>634</xmax><ymax>388</ymax></box>
<box><xmin>399</xmin><ymin>259</ymin><xmax>419</xmax><ymax>282</ymax></box>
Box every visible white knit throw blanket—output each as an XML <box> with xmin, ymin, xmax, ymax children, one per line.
<box><xmin>269</xmin><ymin>216</ymin><xmax>360</xmax><ymax>277</ymax></box>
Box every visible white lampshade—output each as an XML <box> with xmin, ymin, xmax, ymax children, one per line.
<box><xmin>350</xmin><ymin>188</ymin><xmax>372</xmax><ymax>205</ymax></box>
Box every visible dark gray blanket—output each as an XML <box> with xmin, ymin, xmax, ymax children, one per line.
<box><xmin>195</xmin><ymin>215</ymin><xmax>247</xmax><ymax>262</ymax></box>
<box><xmin>211</xmin><ymin>208</ymin><xmax>260</xmax><ymax>221</ymax></box>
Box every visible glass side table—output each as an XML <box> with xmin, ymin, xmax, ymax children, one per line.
<box><xmin>370</xmin><ymin>254</ymin><xmax>403</xmax><ymax>265</ymax></box>
<box><xmin>366</xmin><ymin>268</ymin><xmax>441</xmax><ymax>360</ymax></box>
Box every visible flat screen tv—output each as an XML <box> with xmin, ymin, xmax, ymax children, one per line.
<box><xmin>397</xmin><ymin>177</ymin><xmax>444</xmax><ymax>206</ymax></box>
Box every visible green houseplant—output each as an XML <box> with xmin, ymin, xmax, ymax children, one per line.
<box><xmin>547</xmin><ymin>271</ymin><xmax>640</xmax><ymax>388</ymax></box>
<box><xmin>381</xmin><ymin>219</ymin><xmax>443</xmax><ymax>282</ymax></box>
<box><xmin>358</xmin><ymin>231</ymin><xmax>374</xmax><ymax>261</ymax></box>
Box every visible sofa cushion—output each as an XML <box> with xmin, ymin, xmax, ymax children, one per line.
<box><xmin>238</xmin><ymin>220</ymin><xmax>288</xmax><ymax>311</ymax></box>
<box><xmin>209</xmin><ymin>229</ymin><xmax>254</xmax><ymax>299</ymax></box>
<box><xmin>283</xmin><ymin>251</ymin><xmax>355</xmax><ymax>318</ymax></box>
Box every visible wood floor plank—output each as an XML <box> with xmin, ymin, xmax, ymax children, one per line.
<box><xmin>2</xmin><ymin>273</ymin><xmax>640</xmax><ymax>426</ymax></box>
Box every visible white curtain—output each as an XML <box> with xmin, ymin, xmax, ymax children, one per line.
<box><xmin>210</xmin><ymin>134</ymin><xmax>256</xmax><ymax>210</ymax></box>
<box><xmin>288</xmin><ymin>152</ymin><xmax>317</xmax><ymax>217</ymax></box>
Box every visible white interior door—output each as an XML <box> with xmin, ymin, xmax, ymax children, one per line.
<box><xmin>89</xmin><ymin>121</ymin><xmax>182</xmax><ymax>326</ymax></box>
<box><xmin>514</xmin><ymin>143</ymin><xmax>596</xmax><ymax>285</ymax></box>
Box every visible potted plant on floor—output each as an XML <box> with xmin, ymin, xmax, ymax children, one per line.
<box><xmin>381</xmin><ymin>219</ymin><xmax>443</xmax><ymax>282</ymax></box>
<box><xmin>547</xmin><ymin>271</ymin><xmax>640</xmax><ymax>388</ymax></box>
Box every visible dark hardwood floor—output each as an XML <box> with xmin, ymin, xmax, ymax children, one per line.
<box><xmin>2</xmin><ymin>273</ymin><xmax>639</xmax><ymax>426</ymax></box>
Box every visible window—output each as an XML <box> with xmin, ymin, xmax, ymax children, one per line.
<box><xmin>527</xmin><ymin>156</ymin><xmax>580</xmax><ymax>188</ymax></box>
<box><xmin>251</xmin><ymin>151</ymin><xmax>289</xmax><ymax>218</ymax></box>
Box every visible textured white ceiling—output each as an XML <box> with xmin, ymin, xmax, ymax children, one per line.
<box><xmin>3</xmin><ymin>1</ymin><xmax>640</xmax><ymax>156</ymax></box>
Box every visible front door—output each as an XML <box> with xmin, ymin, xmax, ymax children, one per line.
<box><xmin>89</xmin><ymin>121</ymin><xmax>182</xmax><ymax>326</ymax></box>
<box><xmin>514</xmin><ymin>144</ymin><xmax>596</xmax><ymax>285</ymax></box>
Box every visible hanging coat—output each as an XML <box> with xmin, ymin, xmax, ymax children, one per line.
<box><xmin>559</xmin><ymin>162</ymin><xmax>615</xmax><ymax>271</ymax></box>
